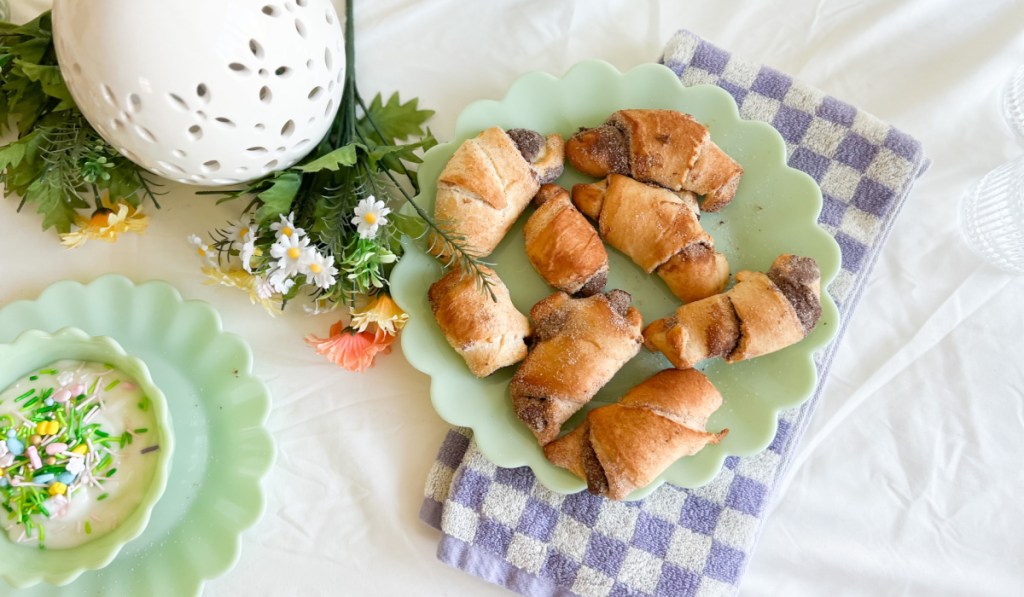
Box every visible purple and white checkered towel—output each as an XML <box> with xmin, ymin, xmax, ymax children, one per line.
<box><xmin>419</xmin><ymin>30</ymin><xmax>928</xmax><ymax>597</ymax></box>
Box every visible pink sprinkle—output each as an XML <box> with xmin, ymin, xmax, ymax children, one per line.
<box><xmin>45</xmin><ymin>442</ymin><xmax>68</xmax><ymax>455</ymax></box>
<box><xmin>52</xmin><ymin>389</ymin><xmax>72</xmax><ymax>404</ymax></box>
<box><xmin>68</xmin><ymin>383</ymin><xmax>86</xmax><ymax>396</ymax></box>
<box><xmin>121</xmin><ymin>382</ymin><xmax>137</xmax><ymax>391</ymax></box>
<box><xmin>26</xmin><ymin>446</ymin><xmax>42</xmax><ymax>469</ymax></box>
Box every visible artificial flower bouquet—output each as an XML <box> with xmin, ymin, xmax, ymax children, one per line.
<box><xmin>0</xmin><ymin>4</ymin><xmax>487</xmax><ymax>372</ymax></box>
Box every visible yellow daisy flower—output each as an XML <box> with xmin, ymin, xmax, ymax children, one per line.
<box><xmin>59</xmin><ymin>197</ymin><xmax>148</xmax><ymax>248</ymax></box>
<box><xmin>349</xmin><ymin>294</ymin><xmax>408</xmax><ymax>335</ymax></box>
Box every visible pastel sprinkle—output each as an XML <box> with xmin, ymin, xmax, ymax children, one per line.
<box><xmin>36</xmin><ymin>420</ymin><xmax>59</xmax><ymax>435</ymax></box>
<box><xmin>33</xmin><ymin>473</ymin><xmax>55</xmax><ymax>484</ymax></box>
<box><xmin>71</xmin><ymin>444</ymin><xmax>88</xmax><ymax>456</ymax></box>
<box><xmin>26</xmin><ymin>446</ymin><xmax>42</xmax><ymax>469</ymax></box>
<box><xmin>47</xmin><ymin>482</ymin><xmax>67</xmax><ymax>496</ymax></box>
<box><xmin>65</xmin><ymin>456</ymin><xmax>85</xmax><ymax>476</ymax></box>
<box><xmin>44</xmin><ymin>443</ymin><xmax>67</xmax><ymax>456</ymax></box>
<box><xmin>51</xmin><ymin>389</ymin><xmax>71</xmax><ymax>404</ymax></box>
<box><xmin>67</xmin><ymin>383</ymin><xmax>85</xmax><ymax>396</ymax></box>
<box><xmin>57</xmin><ymin>472</ymin><xmax>74</xmax><ymax>485</ymax></box>
<box><xmin>6</xmin><ymin>436</ymin><xmax>24</xmax><ymax>456</ymax></box>
<box><xmin>43</xmin><ymin>398</ymin><xmax>54</xmax><ymax>406</ymax></box>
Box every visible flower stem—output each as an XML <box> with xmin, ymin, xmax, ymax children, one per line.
<box><xmin>333</xmin><ymin>0</ymin><xmax>358</xmax><ymax>149</ymax></box>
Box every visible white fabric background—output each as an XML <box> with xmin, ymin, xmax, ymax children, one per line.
<box><xmin>3</xmin><ymin>0</ymin><xmax>1024</xmax><ymax>595</ymax></box>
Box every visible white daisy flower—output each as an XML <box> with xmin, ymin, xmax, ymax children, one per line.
<box><xmin>270</xmin><ymin>233</ymin><xmax>313</xmax><ymax>278</ymax></box>
<box><xmin>305</xmin><ymin>251</ymin><xmax>338</xmax><ymax>290</ymax></box>
<box><xmin>254</xmin><ymin>276</ymin><xmax>276</xmax><ymax>300</ymax></box>
<box><xmin>351</xmin><ymin>196</ymin><xmax>391</xmax><ymax>239</ymax></box>
<box><xmin>224</xmin><ymin>219</ymin><xmax>255</xmax><ymax>250</ymax></box>
<box><xmin>270</xmin><ymin>213</ymin><xmax>304</xmax><ymax>240</ymax></box>
<box><xmin>188</xmin><ymin>234</ymin><xmax>216</xmax><ymax>266</ymax></box>
<box><xmin>240</xmin><ymin>228</ymin><xmax>259</xmax><ymax>273</ymax></box>
<box><xmin>267</xmin><ymin>267</ymin><xmax>296</xmax><ymax>294</ymax></box>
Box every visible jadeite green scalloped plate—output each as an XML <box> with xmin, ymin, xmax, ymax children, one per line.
<box><xmin>390</xmin><ymin>60</ymin><xmax>841</xmax><ymax>499</ymax></box>
<box><xmin>0</xmin><ymin>276</ymin><xmax>274</xmax><ymax>595</ymax></box>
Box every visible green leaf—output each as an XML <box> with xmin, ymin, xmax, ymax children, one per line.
<box><xmin>391</xmin><ymin>212</ymin><xmax>428</xmax><ymax>239</ymax></box>
<box><xmin>4</xmin><ymin>37</ymin><xmax>48</xmax><ymax>64</ymax></box>
<box><xmin>254</xmin><ymin>172</ymin><xmax>302</xmax><ymax>224</ymax></box>
<box><xmin>25</xmin><ymin>169</ymin><xmax>81</xmax><ymax>232</ymax></box>
<box><xmin>366</xmin><ymin>144</ymin><xmax>414</xmax><ymax>167</ymax></box>
<box><xmin>104</xmin><ymin>158</ymin><xmax>149</xmax><ymax>206</ymax></box>
<box><xmin>293</xmin><ymin>144</ymin><xmax>360</xmax><ymax>173</ymax></box>
<box><xmin>6</xmin><ymin>12</ymin><xmax>52</xmax><ymax>40</ymax></box>
<box><xmin>17</xmin><ymin>61</ymin><xmax>73</xmax><ymax>108</ymax></box>
<box><xmin>0</xmin><ymin>130</ymin><xmax>42</xmax><ymax>193</ymax></box>
<box><xmin>0</xmin><ymin>134</ymin><xmax>29</xmax><ymax>170</ymax></box>
<box><xmin>359</xmin><ymin>93</ymin><xmax>434</xmax><ymax>143</ymax></box>
<box><xmin>6</xmin><ymin>83</ymin><xmax>47</xmax><ymax>134</ymax></box>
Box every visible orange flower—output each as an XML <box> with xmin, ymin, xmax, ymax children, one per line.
<box><xmin>371</xmin><ymin>325</ymin><xmax>398</xmax><ymax>352</ymax></box>
<box><xmin>305</xmin><ymin>321</ymin><xmax>394</xmax><ymax>372</ymax></box>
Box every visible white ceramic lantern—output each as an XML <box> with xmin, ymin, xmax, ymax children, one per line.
<box><xmin>52</xmin><ymin>0</ymin><xmax>345</xmax><ymax>186</ymax></box>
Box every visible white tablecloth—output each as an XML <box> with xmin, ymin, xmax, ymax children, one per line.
<box><xmin>3</xmin><ymin>0</ymin><xmax>1024</xmax><ymax>595</ymax></box>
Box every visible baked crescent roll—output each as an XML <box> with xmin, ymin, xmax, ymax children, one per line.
<box><xmin>524</xmin><ymin>184</ymin><xmax>609</xmax><ymax>297</ymax></box>
<box><xmin>433</xmin><ymin>127</ymin><xmax>564</xmax><ymax>258</ymax></box>
<box><xmin>510</xmin><ymin>290</ymin><xmax>643</xmax><ymax>445</ymax></box>
<box><xmin>544</xmin><ymin>369</ymin><xmax>728</xmax><ymax>500</ymax></box>
<box><xmin>572</xmin><ymin>174</ymin><xmax>730</xmax><ymax>303</ymax></box>
<box><xmin>643</xmin><ymin>254</ymin><xmax>822</xmax><ymax>368</ymax></box>
<box><xmin>428</xmin><ymin>266</ymin><xmax>531</xmax><ymax>377</ymax></box>
<box><xmin>566</xmin><ymin>109</ymin><xmax>742</xmax><ymax>211</ymax></box>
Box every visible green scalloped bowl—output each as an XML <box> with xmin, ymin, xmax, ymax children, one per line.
<box><xmin>0</xmin><ymin>327</ymin><xmax>174</xmax><ymax>588</ymax></box>
<box><xmin>390</xmin><ymin>60</ymin><xmax>841</xmax><ymax>499</ymax></box>
<box><xmin>0</xmin><ymin>276</ymin><xmax>274</xmax><ymax>595</ymax></box>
